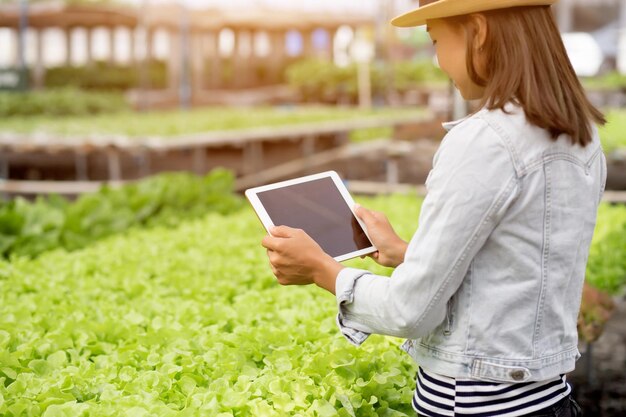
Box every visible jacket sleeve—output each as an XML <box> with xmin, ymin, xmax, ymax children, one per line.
<box><xmin>336</xmin><ymin>117</ymin><xmax>521</xmax><ymax>345</ymax></box>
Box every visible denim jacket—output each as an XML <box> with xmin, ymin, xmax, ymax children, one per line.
<box><xmin>336</xmin><ymin>103</ymin><xmax>607</xmax><ymax>383</ymax></box>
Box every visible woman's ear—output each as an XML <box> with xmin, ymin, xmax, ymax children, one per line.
<box><xmin>470</xmin><ymin>13</ymin><xmax>488</xmax><ymax>51</ymax></box>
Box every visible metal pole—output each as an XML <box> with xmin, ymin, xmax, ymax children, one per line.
<box><xmin>357</xmin><ymin>60</ymin><xmax>372</xmax><ymax>109</ymax></box>
<box><xmin>556</xmin><ymin>0</ymin><xmax>574</xmax><ymax>33</ymax></box>
<box><xmin>179</xmin><ymin>2</ymin><xmax>191</xmax><ymax>110</ymax></box>
<box><xmin>18</xmin><ymin>0</ymin><xmax>28</xmax><ymax>68</ymax></box>
<box><xmin>385</xmin><ymin>0</ymin><xmax>396</xmax><ymax>102</ymax></box>
<box><xmin>18</xmin><ymin>0</ymin><xmax>29</xmax><ymax>90</ymax></box>
<box><xmin>618</xmin><ymin>0</ymin><xmax>626</xmax><ymax>74</ymax></box>
<box><xmin>138</xmin><ymin>0</ymin><xmax>149</xmax><ymax>111</ymax></box>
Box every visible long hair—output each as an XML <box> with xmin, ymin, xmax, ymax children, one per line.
<box><xmin>445</xmin><ymin>6</ymin><xmax>605</xmax><ymax>147</ymax></box>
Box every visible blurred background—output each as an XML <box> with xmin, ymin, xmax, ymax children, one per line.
<box><xmin>0</xmin><ymin>0</ymin><xmax>624</xmax><ymax>415</ymax></box>
<box><xmin>0</xmin><ymin>0</ymin><xmax>624</xmax><ymax>188</ymax></box>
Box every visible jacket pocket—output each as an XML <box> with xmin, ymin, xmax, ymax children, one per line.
<box><xmin>443</xmin><ymin>295</ymin><xmax>455</xmax><ymax>336</ymax></box>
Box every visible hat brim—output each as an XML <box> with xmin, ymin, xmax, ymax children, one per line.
<box><xmin>391</xmin><ymin>0</ymin><xmax>558</xmax><ymax>27</ymax></box>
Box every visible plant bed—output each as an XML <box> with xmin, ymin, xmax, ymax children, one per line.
<box><xmin>0</xmin><ymin>185</ymin><xmax>624</xmax><ymax>415</ymax></box>
<box><xmin>0</xmin><ymin>105</ymin><xmax>426</xmax><ymax>138</ymax></box>
<box><xmin>569</xmin><ymin>294</ymin><xmax>626</xmax><ymax>417</ymax></box>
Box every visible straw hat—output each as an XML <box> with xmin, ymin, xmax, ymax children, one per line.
<box><xmin>391</xmin><ymin>0</ymin><xmax>558</xmax><ymax>27</ymax></box>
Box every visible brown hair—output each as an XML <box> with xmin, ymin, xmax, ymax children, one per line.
<box><xmin>444</xmin><ymin>6</ymin><xmax>605</xmax><ymax>147</ymax></box>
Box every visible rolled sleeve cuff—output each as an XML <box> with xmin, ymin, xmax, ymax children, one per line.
<box><xmin>335</xmin><ymin>267</ymin><xmax>371</xmax><ymax>346</ymax></box>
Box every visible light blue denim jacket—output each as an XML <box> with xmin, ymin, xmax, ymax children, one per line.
<box><xmin>336</xmin><ymin>104</ymin><xmax>607</xmax><ymax>383</ymax></box>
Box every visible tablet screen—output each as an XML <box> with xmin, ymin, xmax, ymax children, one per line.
<box><xmin>256</xmin><ymin>177</ymin><xmax>372</xmax><ymax>258</ymax></box>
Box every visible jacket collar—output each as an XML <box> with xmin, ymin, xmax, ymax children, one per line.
<box><xmin>442</xmin><ymin>113</ymin><xmax>472</xmax><ymax>132</ymax></box>
<box><xmin>442</xmin><ymin>103</ymin><xmax>522</xmax><ymax>132</ymax></box>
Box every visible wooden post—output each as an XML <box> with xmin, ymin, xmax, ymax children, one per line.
<box><xmin>107</xmin><ymin>148</ymin><xmax>122</xmax><ymax>181</ymax></box>
<box><xmin>13</xmin><ymin>28</ymin><xmax>21</xmax><ymax>68</ymax></box>
<box><xmin>146</xmin><ymin>28</ymin><xmax>154</xmax><ymax>62</ymax></box>
<box><xmin>137</xmin><ymin>148</ymin><xmax>151</xmax><ymax>178</ymax></box>
<box><xmin>168</xmin><ymin>29</ymin><xmax>181</xmax><ymax>91</ymax></box>
<box><xmin>0</xmin><ymin>152</ymin><xmax>9</xmax><ymax>180</ymax></box>
<box><xmin>75</xmin><ymin>151</ymin><xmax>89</xmax><ymax>181</ymax></box>
<box><xmin>248</xmin><ymin>30</ymin><xmax>259</xmax><ymax>86</ymax></box>
<box><xmin>232</xmin><ymin>29</ymin><xmax>243</xmax><ymax>88</ymax></box>
<box><xmin>0</xmin><ymin>150</ymin><xmax>8</xmax><ymax>200</ymax></box>
<box><xmin>86</xmin><ymin>27</ymin><xmax>94</xmax><ymax>66</ymax></box>
<box><xmin>128</xmin><ymin>27</ymin><xmax>136</xmax><ymax>65</ymax></box>
<box><xmin>243</xmin><ymin>142</ymin><xmax>264</xmax><ymax>175</ymax></box>
<box><xmin>386</xmin><ymin>141</ymin><xmax>411</xmax><ymax>186</ymax></box>
<box><xmin>244</xmin><ymin>30</ymin><xmax>254</xmax><ymax>87</ymax></box>
<box><xmin>386</xmin><ymin>159</ymin><xmax>399</xmax><ymax>185</ymax></box>
<box><xmin>33</xmin><ymin>29</ymin><xmax>45</xmax><ymax>88</ymax></box>
<box><xmin>357</xmin><ymin>60</ymin><xmax>372</xmax><ymax>109</ymax></box>
<box><xmin>209</xmin><ymin>30</ymin><xmax>221</xmax><ymax>88</ymax></box>
<box><xmin>301</xmin><ymin>135</ymin><xmax>316</xmax><ymax>173</ymax></box>
<box><xmin>321</xmin><ymin>28</ymin><xmax>336</xmax><ymax>61</ymax></box>
<box><xmin>65</xmin><ymin>27</ymin><xmax>73</xmax><ymax>65</ymax></box>
<box><xmin>192</xmin><ymin>147</ymin><xmax>206</xmax><ymax>175</ymax></box>
<box><xmin>301</xmin><ymin>29</ymin><xmax>313</xmax><ymax>57</ymax></box>
<box><xmin>109</xmin><ymin>26</ymin><xmax>117</xmax><ymax>65</ymax></box>
<box><xmin>335</xmin><ymin>131</ymin><xmax>350</xmax><ymax>147</ymax></box>
<box><xmin>191</xmin><ymin>31</ymin><xmax>205</xmax><ymax>92</ymax></box>
<box><xmin>269</xmin><ymin>30</ymin><xmax>285</xmax><ymax>84</ymax></box>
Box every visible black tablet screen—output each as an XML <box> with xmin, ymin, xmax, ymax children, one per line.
<box><xmin>257</xmin><ymin>177</ymin><xmax>372</xmax><ymax>258</ymax></box>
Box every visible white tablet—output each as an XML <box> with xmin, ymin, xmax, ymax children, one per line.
<box><xmin>245</xmin><ymin>171</ymin><xmax>376</xmax><ymax>262</ymax></box>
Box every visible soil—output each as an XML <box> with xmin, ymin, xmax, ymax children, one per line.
<box><xmin>568</xmin><ymin>294</ymin><xmax>626</xmax><ymax>416</ymax></box>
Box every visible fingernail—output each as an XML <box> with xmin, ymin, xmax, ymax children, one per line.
<box><xmin>354</xmin><ymin>203</ymin><xmax>361</xmax><ymax>210</ymax></box>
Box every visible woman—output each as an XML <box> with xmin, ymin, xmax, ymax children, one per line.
<box><xmin>262</xmin><ymin>0</ymin><xmax>607</xmax><ymax>415</ymax></box>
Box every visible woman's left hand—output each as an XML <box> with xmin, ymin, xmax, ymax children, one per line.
<box><xmin>261</xmin><ymin>226</ymin><xmax>343</xmax><ymax>294</ymax></box>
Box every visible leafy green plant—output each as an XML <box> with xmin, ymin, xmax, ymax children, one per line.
<box><xmin>581</xmin><ymin>71</ymin><xmax>626</xmax><ymax>91</ymax></box>
<box><xmin>585</xmin><ymin>203</ymin><xmax>626</xmax><ymax>294</ymax></box>
<box><xmin>392</xmin><ymin>60</ymin><xmax>447</xmax><ymax>93</ymax></box>
<box><xmin>286</xmin><ymin>59</ymin><xmax>445</xmax><ymax>104</ymax></box>
<box><xmin>44</xmin><ymin>60</ymin><xmax>168</xmax><ymax>91</ymax></box>
<box><xmin>599</xmin><ymin>109</ymin><xmax>626</xmax><ymax>155</ymax></box>
<box><xmin>349</xmin><ymin>127</ymin><xmax>393</xmax><ymax>143</ymax></box>
<box><xmin>0</xmin><ymin>169</ymin><xmax>243</xmax><ymax>259</ymax></box>
<box><xmin>0</xmin><ymin>106</ymin><xmax>426</xmax><ymax>137</ymax></box>
<box><xmin>285</xmin><ymin>59</ymin><xmax>355</xmax><ymax>103</ymax></box>
<box><xmin>0</xmin><ymin>195</ymin><xmax>420</xmax><ymax>416</ymax></box>
<box><xmin>0</xmin><ymin>88</ymin><xmax>129</xmax><ymax>117</ymax></box>
<box><xmin>0</xmin><ymin>187</ymin><xmax>623</xmax><ymax>415</ymax></box>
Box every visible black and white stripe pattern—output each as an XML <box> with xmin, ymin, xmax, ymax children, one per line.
<box><xmin>412</xmin><ymin>368</ymin><xmax>571</xmax><ymax>417</ymax></box>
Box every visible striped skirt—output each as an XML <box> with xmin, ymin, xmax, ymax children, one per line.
<box><xmin>412</xmin><ymin>367</ymin><xmax>572</xmax><ymax>417</ymax></box>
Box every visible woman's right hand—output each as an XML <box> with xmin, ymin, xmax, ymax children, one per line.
<box><xmin>354</xmin><ymin>204</ymin><xmax>408</xmax><ymax>268</ymax></box>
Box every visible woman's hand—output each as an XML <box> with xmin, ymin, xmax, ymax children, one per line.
<box><xmin>261</xmin><ymin>226</ymin><xmax>344</xmax><ymax>294</ymax></box>
<box><xmin>355</xmin><ymin>204</ymin><xmax>408</xmax><ymax>268</ymax></box>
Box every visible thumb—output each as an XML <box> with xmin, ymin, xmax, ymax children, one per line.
<box><xmin>270</xmin><ymin>225</ymin><xmax>297</xmax><ymax>238</ymax></box>
<box><xmin>354</xmin><ymin>204</ymin><xmax>375</xmax><ymax>223</ymax></box>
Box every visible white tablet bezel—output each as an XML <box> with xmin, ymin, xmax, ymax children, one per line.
<box><xmin>245</xmin><ymin>171</ymin><xmax>376</xmax><ymax>262</ymax></box>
